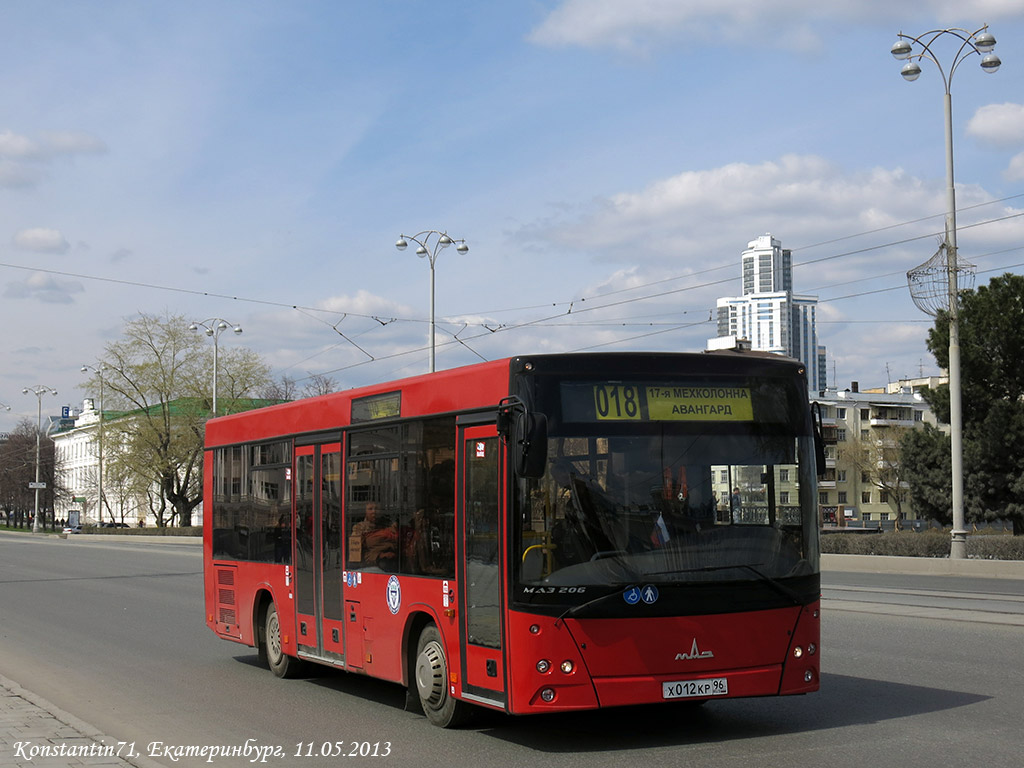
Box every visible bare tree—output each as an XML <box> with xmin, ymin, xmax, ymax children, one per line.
<box><xmin>261</xmin><ymin>374</ymin><xmax>299</xmax><ymax>401</ymax></box>
<box><xmin>302</xmin><ymin>372</ymin><xmax>338</xmax><ymax>398</ymax></box>
<box><xmin>0</xmin><ymin>419</ymin><xmax>68</xmax><ymax>530</ymax></box>
<box><xmin>839</xmin><ymin>435</ymin><xmax>911</xmax><ymax>526</ymax></box>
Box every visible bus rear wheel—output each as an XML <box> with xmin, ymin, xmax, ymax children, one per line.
<box><xmin>414</xmin><ymin>625</ymin><xmax>471</xmax><ymax>728</ymax></box>
<box><xmin>264</xmin><ymin>603</ymin><xmax>303</xmax><ymax>679</ymax></box>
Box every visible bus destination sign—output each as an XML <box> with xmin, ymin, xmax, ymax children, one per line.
<box><xmin>589</xmin><ymin>383</ymin><xmax>754</xmax><ymax>422</ymax></box>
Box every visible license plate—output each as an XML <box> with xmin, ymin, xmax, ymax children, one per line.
<box><xmin>662</xmin><ymin>677</ymin><xmax>729</xmax><ymax>699</ymax></box>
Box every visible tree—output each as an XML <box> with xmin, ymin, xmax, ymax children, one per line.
<box><xmin>0</xmin><ymin>419</ymin><xmax>68</xmax><ymax>530</ymax></box>
<box><xmin>916</xmin><ymin>273</ymin><xmax>1024</xmax><ymax>534</ymax></box>
<box><xmin>90</xmin><ymin>311</ymin><xmax>271</xmax><ymax>527</ymax></box>
<box><xmin>0</xmin><ymin>421</ymin><xmax>37</xmax><ymax>528</ymax></box>
<box><xmin>899</xmin><ymin>424</ymin><xmax>952</xmax><ymax>526</ymax></box>
<box><xmin>925</xmin><ymin>273</ymin><xmax>1024</xmax><ymax>423</ymax></box>
<box><xmin>260</xmin><ymin>372</ymin><xmax>337</xmax><ymax>401</ymax></box>
<box><xmin>301</xmin><ymin>372</ymin><xmax>338</xmax><ymax>398</ymax></box>
<box><xmin>839</xmin><ymin>434</ymin><xmax>913</xmax><ymax>525</ymax></box>
<box><xmin>261</xmin><ymin>374</ymin><xmax>300</xmax><ymax>401</ymax></box>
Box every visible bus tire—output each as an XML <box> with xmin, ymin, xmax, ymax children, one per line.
<box><xmin>264</xmin><ymin>603</ymin><xmax>303</xmax><ymax>679</ymax></box>
<box><xmin>414</xmin><ymin>625</ymin><xmax>471</xmax><ymax>727</ymax></box>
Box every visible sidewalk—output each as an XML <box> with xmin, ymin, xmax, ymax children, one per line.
<box><xmin>0</xmin><ymin>674</ymin><xmax>156</xmax><ymax>768</ymax></box>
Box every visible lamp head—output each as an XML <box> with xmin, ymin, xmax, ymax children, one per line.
<box><xmin>395</xmin><ymin>237</ymin><xmax>408</xmax><ymax>251</ymax></box>
<box><xmin>980</xmin><ymin>53</ymin><xmax>1001</xmax><ymax>73</ymax></box>
<box><xmin>974</xmin><ymin>31</ymin><xmax>996</xmax><ymax>53</ymax></box>
<box><xmin>900</xmin><ymin>60</ymin><xmax>922</xmax><ymax>81</ymax></box>
<box><xmin>890</xmin><ymin>39</ymin><xmax>913</xmax><ymax>61</ymax></box>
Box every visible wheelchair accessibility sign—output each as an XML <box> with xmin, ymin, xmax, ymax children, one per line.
<box><xmin>623</xmin><ymin>585</ymin><xmax>659</xmax><ymax>605</ymax></box>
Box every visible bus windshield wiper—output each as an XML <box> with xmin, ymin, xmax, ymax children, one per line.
<box><xmin>554</xmin><ymin>589</ymin><xmax>625</xmax><ymax>627</ymax></box>
<box><xmin>648</xmin><ymin>562</ymin><xmax>802</xmax><ymax>605</ymax></box>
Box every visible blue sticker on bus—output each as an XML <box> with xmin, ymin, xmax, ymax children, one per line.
<box><xmin>624</xmin><ymin>586</ymin><xmax>642</xmax><ymax>605</ymax></box>
<box><xmin>640</xmin><ymin>584</ymin><xmax>659</xmax><ymax>604</ymax></box>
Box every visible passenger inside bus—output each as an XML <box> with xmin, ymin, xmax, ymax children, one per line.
<box><xmin>350</xmin><ymin>501</ymin><xmax>398</xmax><ymax>571</ymax></box>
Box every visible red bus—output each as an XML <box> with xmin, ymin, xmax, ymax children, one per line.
<box><xmin>203</xmin><ymin>351</ymin><xmax>821</xmax><ymax>727</ymax></box>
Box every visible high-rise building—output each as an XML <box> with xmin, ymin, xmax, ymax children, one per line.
<box><xmin>712</xmin><ymin>234</ymin><xmax>826</xmax><ymax>390</ymax></box>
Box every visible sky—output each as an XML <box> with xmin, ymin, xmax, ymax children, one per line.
<box><xmin>2</xmin><ymin>1</ymin><xmax>1024</xmax><ymax>433</ymax></box>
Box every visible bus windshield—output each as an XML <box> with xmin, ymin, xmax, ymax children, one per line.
<box><xmin>514</xmin><ymin>371</ymin><xmax>820</xmax><ymax>604</ymax></box>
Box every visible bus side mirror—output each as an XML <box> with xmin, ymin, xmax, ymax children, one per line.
<box><xmin>811</xmin><ymin>402</ymin><xmax>826</xmax><ymax>477</ymax></box>
<box><xmin>515</xmin><ymin>412</ymin><xmax>548</xmax><ymax>478</ymax></box>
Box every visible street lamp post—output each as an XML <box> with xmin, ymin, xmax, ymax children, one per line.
<box><xmin>22</xmin><ymin>385</ymin><xmax>58</xmax><ymax>533</ymax></box>
<box><xmin>892</xmin><ymin>26</ymin><xmax>1000</xmax><ymax>559</ymax></box>
<box><xmin>189</xmin><ymin>319</ymin><xmax>242</xmax><ymax>417</ymax></box>
<box><xmin>395</xmin><ymin>230</ymin><xmax>469</xmax><ymax>372</ymax></box>
<box><xmin>81</xmin><ymin>364</ymin><xmax>107</xmax><ymax>524</ymax></box>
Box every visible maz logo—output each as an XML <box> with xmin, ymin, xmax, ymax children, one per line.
<box><xmin>675</xmin><ymin>639</ymin><xmax>714</xmax><ymax>660</ymax></box>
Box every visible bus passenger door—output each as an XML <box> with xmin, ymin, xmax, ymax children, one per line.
<box><xmin>293</xmin><ymin>442</ymin><xmax>344</xmax><ymax>664</ymax></box>
<box><xmin>457</xmin><ymin>424</ymin><xmax>507</xmax><ymax>709</ymax></box>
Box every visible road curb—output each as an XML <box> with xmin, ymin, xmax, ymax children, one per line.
<box><xmin>823</xmin><ymin>553</ymin><xmax>1024</xmax><ymax>578</ymax></box>
<box><xmin>0</xmin><ymin>672</ymin><xmax>165</xmax><ymax>768</ymax></box>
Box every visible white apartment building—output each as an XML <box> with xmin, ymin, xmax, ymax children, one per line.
<box><xmin>52</xmin><ymin>399</ymin><xmax>203</xmax><ymax>527</ymax></box>
<box><xmin>813</xmin><ymin>385</ymin><xmax>940</xmax><ymax>526</ymax></box>
<box><xmin>713</xmin><ymin>234</ymin><xmax>827</xmax><ymax>391</ymax></box>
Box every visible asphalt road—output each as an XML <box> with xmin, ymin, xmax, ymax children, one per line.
<box><xmin>1</xmin><ymin>532</ymin><xmax>1022</xmax><ymax>768</ymax></box>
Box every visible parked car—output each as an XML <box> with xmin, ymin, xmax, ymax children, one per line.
<box><xmin>62</xmin><ymin>525</ymin><xmax>82</xmax><ymax>535</ymax></box>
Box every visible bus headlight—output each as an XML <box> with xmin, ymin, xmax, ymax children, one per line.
<box><xmin>536</xmin><ymin>659</ymin><xmax>551</xmax><ymax>674</ymax></box>
<box><xmin>560</xmin><ymin>660</ymin><xmax>574</xmax><ymax>674</ymax></box>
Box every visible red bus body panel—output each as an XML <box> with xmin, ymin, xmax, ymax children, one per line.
<box><xmin>203</xmin><ymin>354</ymin><xmax>820</xmax><ymax>721</ymax></box>
<box><xmin>505</xmin><ymin>602</ymin><xmax>819</xmax><ymax>713</ymax></box>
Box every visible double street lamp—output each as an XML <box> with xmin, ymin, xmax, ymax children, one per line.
<box><xmin>22</xmin><ymin>385</ymin><xmax>58</xmax><ymax>533</ymax></box>
<box><xmin>395</xmin><ymin>230</ymin><xmax>469</xmax><ymax>373</ymax></box>
<box><xmin>892</xmin><ymin>26</ymin><xmax>1001</xmax><ymax>559</ymax></box>
<box><xmin>81</xmin><ymin>364</ymin><xmax>108</xmax><ymax>523</ymax></box>
<box><xmin>189</xmin><ymin>319</ymin><xmax>242</xmax><ymax>417</ymax></box>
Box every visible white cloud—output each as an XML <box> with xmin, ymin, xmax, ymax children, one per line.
<box><xmin>0</xmin><ymin>160</ymin><xmax>43</xmax><ymax>188</ymax></box>
<box><xmin>522</xmin><ymin>154</ymin><xmax>953</xmax><ymax>267</ymax></box>
<box><xmin>0</xmin><ymin>130</ymin><xmax>40</xmax><ymax>158</ymax></box>
<box><xmin>3</xmin><ymin>272</ymin><xmax>84</xmax><ymax>304</ymax></box>
<box><xmin>0</xmin><ymin>129</ymin><xmax>106</xmax><ymax>159</ymax></box>
<box><xmin>528</xmin><ymin>1</ymin><xmax>1019</xmax><ymax>53</ymax></box>
<box><xmin>13</xmin><ymin>228</ymin><xmax>71</xmax><ymax>254</ymax></box>
<box><xmin>0</xmin><ymin>130</ymin><xmax>105</xmax><ymax>191</ymax></box>
<box><xmin>1007</xmin><ymin>152</ymin><xmax>1024</xmax><ymax>182</ymax></box>
<box><xmin>967</xmin><ymin>103</ymin><xmax>1024</xmax><ymax>148</ymax></box>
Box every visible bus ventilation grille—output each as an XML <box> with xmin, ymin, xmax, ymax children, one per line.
<box><xmin>215</xmin><ymin>568</ymin><xmax>238</xmax><ymax>632</ymax></box>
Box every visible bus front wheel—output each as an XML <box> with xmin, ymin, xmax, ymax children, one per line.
<box><xmin>414</xmin><ymin>625</ymin><xmax>471</xmax><ymax>727</ymax></box>
<box><xmin>264</xmin><ymin>603</ymin><xmax>303</xmax><ymax>679</ymax></box>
